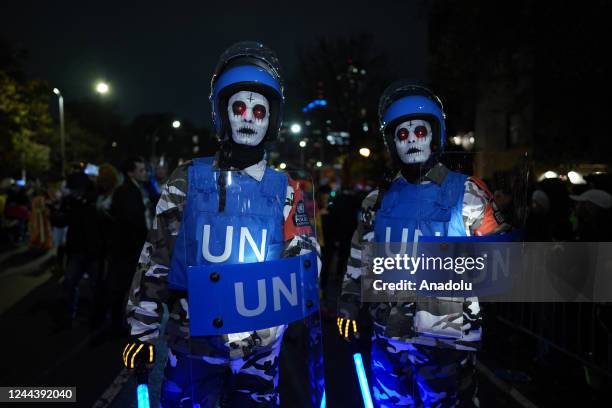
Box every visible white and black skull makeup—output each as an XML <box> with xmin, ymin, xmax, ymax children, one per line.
<box><xmin>227</xmin><ymin>91</ymin><xmax>270</xmax><ymax>146</ymax></box>
<box><xmin>394</xmin><ymin>119</ymin><xmax>433</xmax><ymax>164</ymax></box>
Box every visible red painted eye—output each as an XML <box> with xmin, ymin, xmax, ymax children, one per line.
<box><xmin>415</xmin><ymin>125</ymin><xmax>428</xmax><ymax>138</ymax></box>
<box><xmin>253</xmin><ymin>104</ymin><xmax>267</xmax><ymax>120</ymax></box>
<box><xmin>397</xmin><ymin>128</ymin><xmax>409</xmax><ymax>141</ymax></box>
<box><xmin>232</xmin><ymin>101</ymin><xmax>246</xmax><ymax>116</ymax></box>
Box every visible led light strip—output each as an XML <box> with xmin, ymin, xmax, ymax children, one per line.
<box><xmin>353</xmin><ymin>353</ymin><xmax>374</xmax><ymax>408</ymax></box>
<box><xmin>136</xmin><ymin>384</ymin><xmax>150</xmax><ymax>408</ymax></box>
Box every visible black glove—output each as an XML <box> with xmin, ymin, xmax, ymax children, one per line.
<box><xmin>122</xmin><ymin>341</ymin><xmax>155</xmax><ymax>369</ymax></box>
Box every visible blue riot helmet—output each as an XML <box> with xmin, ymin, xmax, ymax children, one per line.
<box><xmin>210</xmin><ymin>41</ymin><xmax>285</xmax><ymax>142</ymax></box>
<box><xmin>378</xmin><ymin>82</ymin><xmax>447</xmax><ymax>163</ymax></box>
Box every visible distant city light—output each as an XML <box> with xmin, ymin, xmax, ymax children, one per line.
<box><xmin>543</xmin><ymin>171</ymin><xmax>558</xmax><ymax>179</ymax></box>
<box><xmin>95</xmin><ymin>81</ymin><xmax>109</xmax><ymax>94</ymax></box>
<box><xmin>290</xmin><ymin>123</ymin><xmax>302</xmax><ymax>134</ymax></box>
<box><xmin>172</xmin><ymin>120</ymin><xmax>181</xmax><ymax>129</ymax></box>
<box><xmin>567</xmin><ymin>171</ymin><xmax>586</xmax><ymax>184</ymax></box>
<box><xmin>362</xmin><ymin>123</ymin><xmax>369</xmax><ymax>132</ymax></box>
<box><xmin>452</xmin><ymin>136</ymin><xmax>461</xmax><ymax>145</ymax></box>
<box><xmin>316</xmin><ymin>161</ymin><xmax>323</xmax><ymax>168</ymax></box>
<box><xmin>299</xmin><ymin>140</ymin><xmax>307</xmax><ymax>148</ymax></box>
<box><xmin>279</xmin><ymin>162</ymin><xmax>287</xmax><ymax>169</ymax></box>
<box><xmin>302</xmin><ymin>99</ymin><xmax>328</xmax><ymax>113</ymax></box>
<box><xmin>111</xmin><ymin>141</ymin><xmax>117</xmax><ymax>148</ymax></box>
<box><xmin>359</xmin><ymin>147</ymin><xmax>371</xmax><ymax>158</ymax></box>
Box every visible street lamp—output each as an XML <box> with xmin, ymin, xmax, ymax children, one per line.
<box><xmin>359</xmin><ymin>147</ymin><xmax>371</xmax><ymax>158</ymax></box>
<box><xmin>95</xmin><ymin>81</ymin><xmax>109</xmax><ymax>95</ymax></box>
<box><xmin>298</xmin><ymin>140</ymin><xmax>307</xmax><ymax>168</ymax></box>
<box><xmin>290</xmin><ymin>123</ymin><xmax>302</xmax><ymax>134</ymax></box>
<box><xmin>152</xmin><ymin>119</ymin><xmax>182</xmax><ymax>160</ymax></box>
<box><xmin>53</xmin><ymin>88</ymin><xmax>66</xmax><ymax>176</ymax></box>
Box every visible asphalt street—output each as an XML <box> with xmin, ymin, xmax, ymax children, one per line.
<box><xmin>0</xmin><ymin>243</ymin><xmax>524</xmax><ymax>408</ymax></box>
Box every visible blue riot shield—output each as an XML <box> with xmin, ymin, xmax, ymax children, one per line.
<box><xmin>168</xmin><ymin>166</ymin><xmax>324</xmax><ymax>407</ymax></box>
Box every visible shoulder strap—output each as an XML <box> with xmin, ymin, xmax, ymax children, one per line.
<box><xmin>261</xmin><ymin>168</ymin><xmax>288</xmax><ymax>198</ymax></box>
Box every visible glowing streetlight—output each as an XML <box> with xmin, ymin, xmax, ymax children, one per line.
<box><xmin>95</xmin><ymin>81</ymin><xmax>109</xmax><ymax>94</ymax></box>
<box><xmin>359</xmin><ymin>147</ymin><xmax>371</xmax><ymax>158</ymax></box>
<box><xmin>543</xmin><ymin>171</ymin><xmax>558</xmax><ymax>179</ymax></box>
<box><xmin>290</xmin><ymin>123</ymin><xmax>302</xmax><ymax>134</ymax></box>
<box><xmin>279</xmin><ymin>162</ymin><xmax>287</xmax><ymax>170</ymax></box>
<box><xmin>172</xmin><ymin>120</ymin><xmax>181</xmax><ymax>129</ymax></box>
<box><xmin>299</xmin><ymin>140</ymin><xmax>307</xmax><ymax>148</ymax></box>
<box><xmin>567</xmin><ymin>171</ymin><xmax>586</xmax><ymax>184</ymax></box>
<box><xmin>316</xmin><ymin>161</ymin><xmax>323</xmax><ymax>168</ymax></box>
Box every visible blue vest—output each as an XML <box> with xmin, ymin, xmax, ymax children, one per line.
<box><xmin>168</xmin><ymin>158</ymin><xmax>288</xmax><ymax>290</ymax></box>
<box><xmin>374</xmin><ymin>170</ymin><xmax>468</xmax><ymax>243</ymax></box>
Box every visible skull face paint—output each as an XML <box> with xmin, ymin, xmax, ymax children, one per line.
<box><xmin>227</xmin><ymin>91</ymin><xmax>270</xmax><ymax>146</ymax></box>
<box><xmin>394</xmin><ymin>119</ymin><xmax>432</xmax><ymax>164</ymax></box>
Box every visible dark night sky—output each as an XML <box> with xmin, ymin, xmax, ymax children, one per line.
<box><xmin>1</xmin><ymin>0</ymin><xmax>427</xmax><ymax>127</ymax></box>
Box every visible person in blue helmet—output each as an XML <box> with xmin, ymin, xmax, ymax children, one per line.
<box><xmin>121</xmin><ymin>42</ymin><xmax>320</xmax><ymax>407</ymax></box>
<box><xmin>337</xmin><ymin>82</ymin><xmax>507</xmax><ymax>407</ymax></box>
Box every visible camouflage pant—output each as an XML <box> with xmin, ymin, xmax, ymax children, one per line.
<box><xmin>371</xmin><ymin>329</ymin><xmax>478</xmax><ymax>408</ymax></box>
<box><xmin>160</xmin><ymin>338</ymin><xmax>282</xmax><ymax>408</ymax></box>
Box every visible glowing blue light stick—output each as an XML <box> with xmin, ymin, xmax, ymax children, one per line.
<box><xmin>136</xmin><ymin>383</ymin><xmax>150</xmax><ymax>408</ymax></box>
<box><xmin>353</xmin><ymin>353</ymin><xmax>374</xmax><ymax>408</ymax></box>
<box><xmin>320</xmin><ymin>390</ymin><xmax>326</xmax><ymax>408</ymax></box>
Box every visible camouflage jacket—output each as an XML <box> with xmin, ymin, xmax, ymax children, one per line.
<box><xmin>337</xmin><ymin>164</ymin><xmax>505</xmax><ymax>351</ymax></box>
<box><xmin>126</xmin><ymin>158</ymin><xmax>319</xmax><ymax>358</ymax></box>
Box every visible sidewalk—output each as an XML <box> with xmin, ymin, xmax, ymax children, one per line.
<box><xmin>0</xmin><ymin>244</ymin><xmax>126</xmax><ymax>407</ymax></box>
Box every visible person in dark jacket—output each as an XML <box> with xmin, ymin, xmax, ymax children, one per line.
<box><xmin>63</xmin><ymin>170</ymin><xmax>99</xmax><ymax>325</ymax></box>
<box><xmin>108</xmin><ymin>156</ymin><xmax>149</xmax><ymax>334</ymax></box>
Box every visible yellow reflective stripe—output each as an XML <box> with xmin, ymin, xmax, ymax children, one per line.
<box><xmin>148</xmin><ymin>345</ymin><xmax>154</xmax><ymax>363</ymax></box>
<box><xmin>344</xmin><ymin>320</ymin><xmax>350</xmax><ymax>338</ymax></box>
<box><xmin>130</xmin><ymin>344</ymin><xmax>144</xmax><ymax>369</ymax></box>
<box><xmin>352</xmin><ymin>320</ymin><xmax>357</xmax><ymax>333</ymax></box>
<box><xmin>124</xmin><ymin>343</ymin><xmax>136</xmax><ymax>367</ymax></box>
